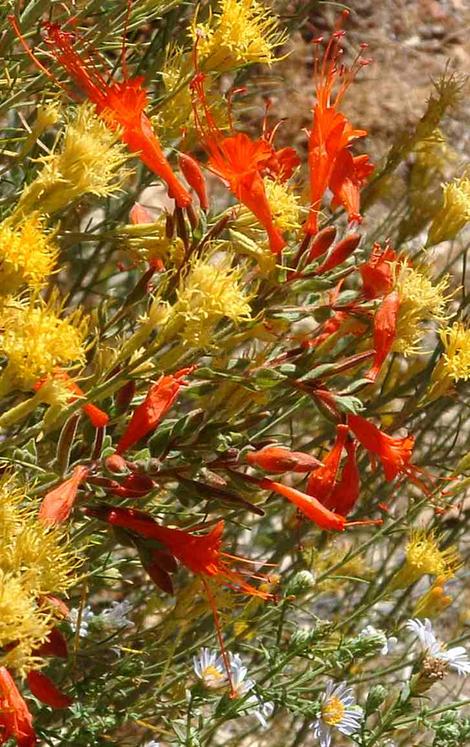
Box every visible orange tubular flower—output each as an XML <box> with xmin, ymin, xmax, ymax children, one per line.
<box><xmin>34</xmin><ymin>370</ymin><xmax>109</xmax><ymax>429</ymax></box>
<box><xmin>257</xmin><ymin>478</ymin><xmax>346</xmax><ymax>531</ymax></box>
<box><xmin>0</xmin><ymin>667</ymin><xmax>36</xmax><ymax>747</ymax></box>
<box><xmin>10</xmin><ymin>19</ymin><xmax>191</xmax><ymax>208</ymax></box>
<box><xmin>245</xmin><ymin>446</ymin><xmax>322</xmax><ymax>473</ymax></box>
<box><xmin>359</xmin><ymin>242</ymin><xmax>397</xmax><ymax>299</ymax></box>
<box><xmin>306</xmin><ymin>424</ymin><xmax>349</xmax><ymax>502</ymax></box>
<box><xmin>305</xmin><ymin>12</ymin><xmax>373</xmax><ymax>235</ymax></box>
<box><xmin>190</xmin><ymin>73</ymin><xmax>291</xmax><ymax>254</ymax></box>
<box><xmin>348</xmin><ymin>413</ymin><xmax>416</xmax><ymax>482</ymax></box>
<box><xmin>179</xmin><ymin>153</ymin><xmax>209</xmax><ymax>211</ymax></box>
<box><xmin>116</xmin><ymin>366</ymin><xmax>196</xmax><ymax>455</ymax></box>
<box><xmin>39</xmin><ymin>465</ymin><xmax>89</xmax><ymax>525</ymax></box>
<box><xmin>323</xmin><ymin>439</ymin><xmax>360</xmax><ymax>516</ymax></box>
<box><xmin>85</xmin><ymin>505</ymin><xmax>273</xmax><ymax>599</ymax></box>
<box><xmin>366</xmin><ymin>290</ymin><xmax>400</xmax><ymax>382</ymax></box>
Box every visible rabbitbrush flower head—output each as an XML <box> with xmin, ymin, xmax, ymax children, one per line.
<box><xmin>0</xmin><ymin>292</ymin><xmax>88</xmax><ymax>394</ymax></box>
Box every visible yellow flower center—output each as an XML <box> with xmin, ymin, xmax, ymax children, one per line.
<box><xmin>202</xmin><ymin>665</ymin><xmax>225</xmax><ymax>686</ymax></box>
<box><xmin>322</xmin><ymin>696</ymin><xmax>345</xmax><ymax>726</ymax></box>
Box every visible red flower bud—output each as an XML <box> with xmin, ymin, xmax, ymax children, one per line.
<box><xmin>39</xmin><ymin>465</ymin><xmax>89</xmax><ymax>525</ymax></box>
<box><xmin>179</xmin><ymin>153</ymin><xmax>209</xmax><ymax>211</ymax></box>
<box><xmin>34</xmin><ymin>627</ymin><xmax>68</xmax><ymax>659</ymax></box>
<box><xmin>246</xmin><ymin>446</ymin><xmax>322</xmax><ymax>473</ymax></box>
<box><xmin>314</xmin><ymin>233</ymin><xmax>361</xmax><ymax>275</ymax></box>
<box><xmin>26</xmin><ymin>671</ymin><xmax>72</xmax><ymax>709</ymax></box>
<box><xmin>307</xmin><ymin>225</ymin><xmax>337</xmax><ymax>262</ymax></box>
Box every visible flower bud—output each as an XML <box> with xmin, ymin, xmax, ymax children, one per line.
<box><xmin>286</xmin><ymin>570</ymin><xmax>316</xmax><ymax>596</ymax></box>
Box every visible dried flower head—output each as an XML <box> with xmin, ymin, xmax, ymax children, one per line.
<box><xmin>193</xmin><ymin>0</ymin><xmax>286</xmax><ymax>71</ymax></box>
<box><xmin>392</xmin><ymin>263</ymin><xmax>451</xmax><ymax>355</ymax></box>
<box><xmin>428</xmin><ymin>176</ymin><xmax>470</xmax><ymax>246</ymax></box>
<box><xmin>390</xmin><ymin>530</ymin><xmax>461</xmax><ymax>590</ymax></box>
<box><xmin>171</xmin><ymin>255</ymin><xmax>252</xmax><ymax>347</ymax></box>
<box><xmin>0</xmin><ymin>292</ymin><xmax>88</xmax><ymax>393</ymax></box>
<box><xmin>0</xmin><ymin>214</ymin><xmax>58</xmax><ymax>297</ymax></box>
<box><xmin>16</xmin><ymin>104</ymin><xmax>130</xmax><ymax>216</ymax></box>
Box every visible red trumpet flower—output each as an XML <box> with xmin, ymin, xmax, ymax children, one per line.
<box><xmin>366</xmin><ymin>290</ymin><xmax>400</xmax><ymax>382</ymax></box>
<box><xmin>257</xmin><ymin>478</ymin><xmax>346</xmax><ymax>531</ymax></box>
<box><xmin>245</xmin><ymin>446</ymin><xmax>322</xmax><ymax>473</ymax></box>
<box><xmin>39</xmin><ymin>465</ymin><xmax>89</xmax><ymax>525</ymax></box>
<box><xmin>86</xmin><ymin>505</ymin><xmax>272</xmax><ymax>600</ymax></box>
<box><xmin>86</xmin><ymin>504</ymin><xmax>273</xmax><ymax>697</ymax></box>
<box><xmin>305</xmin><ymin>12</ymin><xmax>373</xmax><ymax>235</ymax></box>
<box><xmin>359</xmin><ymin>242</ymin><xmax>397</xmax><ymax>299</ymax></box>
<box><xmin>190</xmin><ymin>72</ymin><xmax>295</xmax><ymax>254</ymax></box>
<box><xmin>306</xmin><ymin>424</ymin><xmax>349</xmax><ymax>502</ymax></box>
<box><xmin>116</xmin><ymin>366</ymin><xmax>195</xmax><ymax>454</ymax></box>
<box><xmin>348</xmin><ymin>413</ymin><xmax>417</xmax><ymax>482</ymax></box>
<box><xmin>0</xmin><ymin>667</ymin><xmax>36</xmax><ymax>747</ymax></box>
<box><xmin>323</xmin><ymin>439</ymin><xmax>360</xmax><ymax>516</ymax></box>
<box><xmin>9</xmin><ymin>18</ymin><xmax>191</xmax><ymax>208</ymax></box>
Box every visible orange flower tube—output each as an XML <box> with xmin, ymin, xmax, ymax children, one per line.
<box><xmin>39</xmin><ymin>465</ymin><xmax>89</xmax><ymax>525</ymax></box>
<box><xmin>9</xmin><ymin>18</ymin><xmax>191</xmax><ymax>208</ymax></box>
<box><xmin>348</xmin><ymin>413</ymin><xmax>416</xmax><ymax>482</ymax></box>
<box><xmin>116</xmin><ymin>366</ymin><xmax>195</xmax><ymax>455</ymax></box>
<box><xmin>0</xmin><ymin>667</ymin><xmax>36</xmax><ymax>747</ymax></box>
<box><xmin>306</xmin><ymin>424</ymin><xmax>349</xmax><ymax>501</ymax></box>
<box><xmin>366</xmin><ymin>291</ymin><xmax>400</xmax><ymax>382</ymax></box>
<box><xmin>259</xmin><ymin>478</ymin><xmax>346</xmax><ymax>531</ymax></box>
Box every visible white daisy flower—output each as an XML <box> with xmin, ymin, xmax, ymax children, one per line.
<box><xmin>229</xmin><ymin>653</ymin><xmax>274</xmax><ymax>729</ymax></box>
<box><xmin>193</xmin><ymin>648</ymin><xmax>227</xmax><ymax>688</ymax></box>
<box><xmin>69</xmin><ymin>605</ymin><xmax>95</xmax><ymax>637</ymax></box>
<box><xmin>359</xmin><ymin>625</ymin><xmax>398</xmax><ymax>655</ymax></box>
<box><xmin>229</xmin><ymin>652</ymin><xmax>256</xmax><ymax>696</ymax></box>
<box><xmin>311</xmin><ymin>681</ymin><xmax>363</xmax><ymax>747</ymax></box>
<box><xmin>100</xmin><ymin>599</ymin><xmax>133</xmax><ymax>629</ymax></box>
<box><xmin>406</xmin><ymin>618</ymin><xmax>470</xmax><ymax>676</ymax></box>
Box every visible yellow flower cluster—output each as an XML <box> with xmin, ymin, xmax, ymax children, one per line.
<box><xmin>0</xmin><ymin>475</ymin><xmax>79</xmax><ymax>675</ymax></box>
<box><xmin>424</xmin><ymin>322</ymin><xmax>470</xmax><ymax>403</ymax></box>
<box><xmin>392</xmin><ymin>263</ymin><xmax>451</xmax><ymax>355</ymax></box>
<box><xmin>428</xmin><ymin>176</ymin><xmax>470</xmax><ymax>246</ymax></box>
<box><xmin>390</xmin><ymin>529</ymin><xmax>461</xmax><ymax>591</ymax></box>
<box><xmin>193</xmin><ymin>0</ymin><xmax>285</xmax><ymax>71</ymax></box>
<box><xmin>172</xmin><ymin>255</ymin><xmax>252</xmax><ymax>347</ymax></box>
<box><xmin>0</xmin><ymin>214</ymin><xmax>58</xmax><ymax>297</ymax></box>
<box><xmin>440</xmin><ymin>322</ymin><xmax>470</xmax><ymax>382</ymax></box>
<box><xmin>0</xmin><ymin>292</ymin><xmax>88</xmax><ymax>394</ymax></box>
<box><xmin>15</xmin><ymin>104</ymin><xmax>130</xmax><ymax>216</ymax></box>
